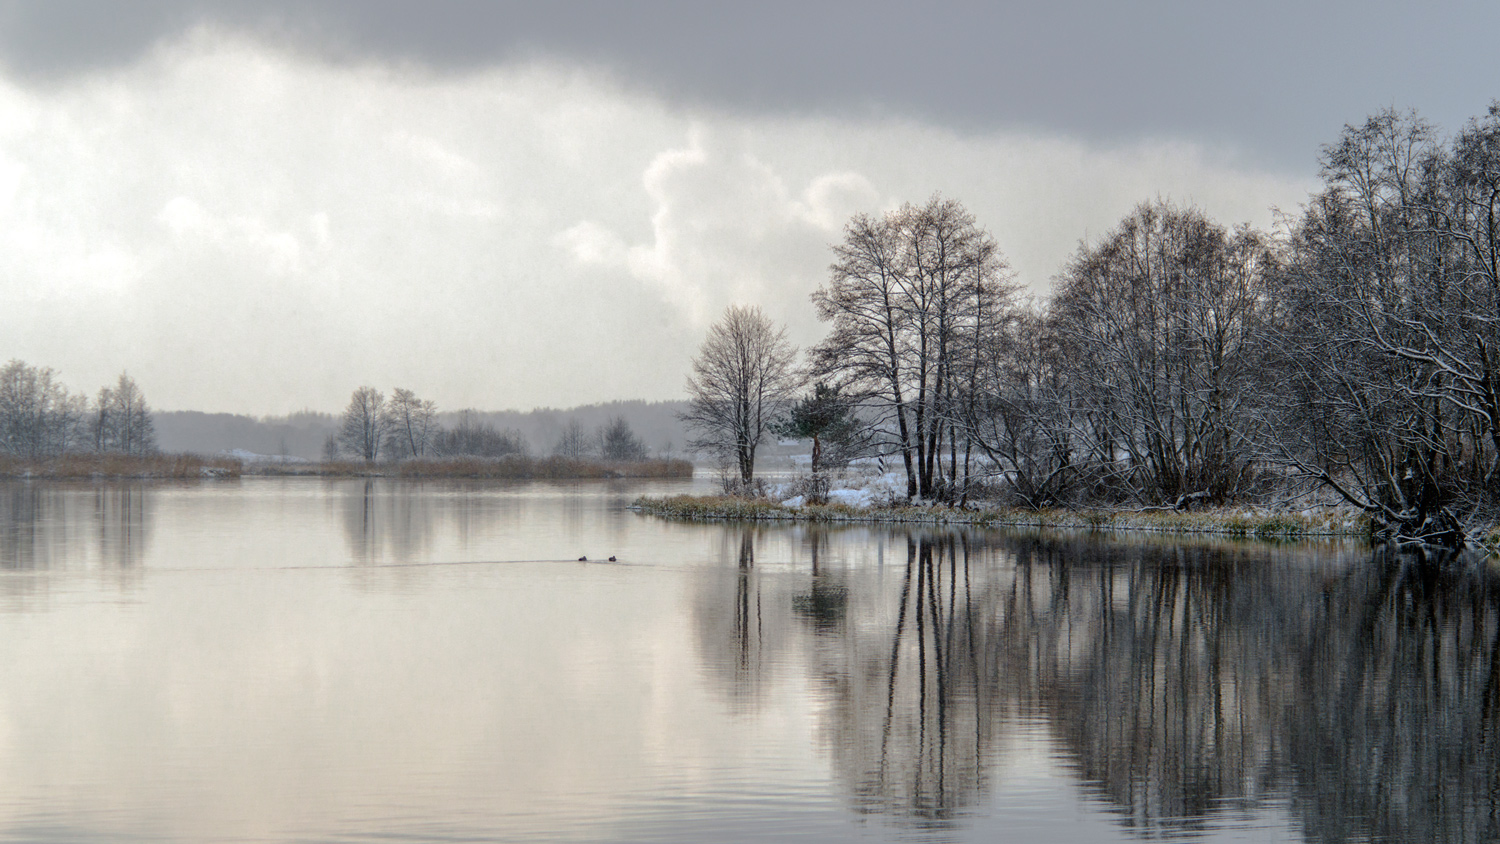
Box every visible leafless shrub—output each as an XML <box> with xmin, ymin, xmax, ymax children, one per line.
<box><xmin>782</xmin><ymin>472</ymin><xmax>832</xmax><ymax>505</ymax></box>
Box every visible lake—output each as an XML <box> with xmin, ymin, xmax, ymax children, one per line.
<box><xmin>0</xmin><ymin>477</ymin><xmax>1493</xmax><ymax>843</ymax></box>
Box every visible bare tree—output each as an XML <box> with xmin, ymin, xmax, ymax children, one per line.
<box><xmin>960</xmin><ymin>308</ymin><xmax>1087</xmax><ymax>508</ymax></box>
<box><xmin>1272</xmin><ymin>108</ymin><xmax>1497</xmax><ymax>545</ymax></box>
<box><xmin>91</xmin><ymin>384</ymin><xmax>114</xmax><ymax>453</ymax></box>
<box><xmin>682</xmin><ymin>305</ymin><xmax>801</xmax><ymax>484</ymax></box>
<box><xmin>337</xmin><ymin>386</ymin><xmax>390</xmax><ymax>462</ymax></box>
<box><xmin>599</xmin><ymin>416</ymin><xmax>648</xmax><ymax>461</ymax></box>
<box><xmin>811</xmin><ymin>196</ymin><xmax>1017</xmax><ymax>500</ymax></box>
<box><xmin>433</xmin><ymin>412</ymin><xmax>527</xmax><ymax>458</ymax></box>
<box><xmin>90</xmin><ymin>372</ymin><xmax>155</xmax><ymax>455</ymax></box>
<box><xmin>1047</xmin><ymin>200</ymin><xmax>1280</xmax><ymax>506</ymax></box>
<box><xmin>385</xmin><ymin>387</ymin><xmax>438</xmax><ymax>459</ymax></box>
<box><xmin>551</xmin><ymin>418</ymin><xmax>594</xmax><ymax>458</ymax></box>
<box><xmin>0</xmin><ymin>360</ymin><xmax>84</xmax><ymax>457</ymax></box>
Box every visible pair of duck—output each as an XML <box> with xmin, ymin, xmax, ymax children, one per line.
<box><xmin>578</xmin><ymin>555</ymin><xmax>617</xmax><ymax>562</ymax></box>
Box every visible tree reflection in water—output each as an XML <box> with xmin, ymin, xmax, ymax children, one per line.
<box><xmin>339</xmin><ymin>478</ymin><xmax>435</xmax><ymax>565</ymax></box>
<box><xmin>0</xmin><ymin>482</ymin><xmax>151</xmax><ymax>608</ymax></box>
<box><xmin>692</xmin><ymin>527</ymin><xmax>794</xmax><ymax>710</ymax></box>
<box><xmin>0</xmin><ymin>482</ymin><xmax>151</xmax><ymax>571</ymax></box>
<box><xmin>1026</xmin><ymin>538</ymin><xmax>1304</xmax><ymax>835</ymax></box>
<box><xmin>803</xmin><ymin>530</ymin><xmax>1005</xmax><ymax>832</ymax></box>
<box><xmin>704</xmin><ymin>528</ymin><xmax>1500</xmax><ymax>842</ymax></box>
<box><xmin>865</xmin><ymin>534</ymin><xmax>993</xmax><ymax>829</ymax></box>
<box><xmin>1286</xmin><ymin>549</ymin><xmax>1500</xmax><ymax>843</ymax></box>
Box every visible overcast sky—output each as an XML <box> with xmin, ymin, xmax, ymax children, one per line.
<box><xmin>0</xmin><ymin>1</ymin><xmax>1495</xmax><ymax>415</ymax></box>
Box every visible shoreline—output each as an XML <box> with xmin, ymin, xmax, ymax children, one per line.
<box><xmin>631</xmin><ymin>493</ymin><xmax>1373</xmax><ymax>541</ymax></box>
<box><xmin>245</xmin><ymin>456</ymin><xmax>694</xmax><ymax>480</ymax></box>
<box><xmin>0</xmin><ymin>453</ymin><xmax>244</xmax><ymax>480</ymax></box>
<box><xmin>0</xmin><ymin>454</ymin><xmax>695</xmax><ymax>481</ymax></box>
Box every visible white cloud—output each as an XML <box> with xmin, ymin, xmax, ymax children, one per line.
<box><xmin>554</xmin><ymin>220</ymin><xmax>627</xmax><ymax>267</ymax></box>
<box><xmin>792</xmin><ymin>172</ymin><xmax>882</xmax><ymax>232</ymax></box>
<box><xmin>557</xmin><ymin>127</ymin><xmax>890</xmax><ymax>332</ymax></box>
<box><xmin>0</xmin><ymin>28</ymin><xmax>1314</xmax><ymax>414</ymax></box>
<box><xmin>158</xmin><ymin>195</ymin><xmax>212</xmax><ymax>235</ymax></box>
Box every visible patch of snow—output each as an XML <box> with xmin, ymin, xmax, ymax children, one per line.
<box><xmin>216</xmin><ymin>449</ymin><xmax>310</xmax><ymax>464</ymax></box>
<box><xmin>827</xmin><ymin>488</ymin><xmax>874</xmax><ymax>508</ymax></box>
<box><xmin>781</xmin><ymin>495</ymin><xmax>806</xmax><ymax>508</ymax></box>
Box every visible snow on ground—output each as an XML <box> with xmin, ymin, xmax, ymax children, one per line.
<box><xmin>216</xmin><ymin>449</ymin><xmax>311</xmax><ymax>464</ymax></box>
<box><xmin>826</xmin><ymin>488</ymin><xmax>874</xmax><ymax>507</ymax></box>
<box><xmin>776</xmin><ymin>471</ymin><xmax>907</xmax><ymax>509</ymax></box>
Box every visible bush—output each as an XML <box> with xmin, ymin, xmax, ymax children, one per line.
<box><xmin>433</xmin><ymin>417</ymin><xmax>528</xmax><ymax>458</ymax></box>
<box><xmin>719</xmin><ymin>475</ymin><xmax>770</xmax><ymax>498</ymax></box>
<box><xmin>782</xmin><ymin>472</ymin><xmax>831</xmax><ymax>505</ymax></box>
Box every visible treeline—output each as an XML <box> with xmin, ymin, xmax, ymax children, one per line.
<box><xmin>687</xmin><ymin>104</ymin><xmax>1500</xmax><ymax>547</ymax></box>
<box><xmin>329</xmin><ymin>386</ymin><xmax>654</xmax><ymax>463</ymax></box>
<box><xmin>0</xmin><ymin>361</ymin><xmax>156</xmax><ymax>457</ymax></box>
<box><xmin>152</xmin><ymin>401</ymin><xmax>690</xmax><ymax>461</ymax></box>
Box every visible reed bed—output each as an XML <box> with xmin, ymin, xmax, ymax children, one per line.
<box><xmin>0</xmin><ymin>453</ymin><xmax>243</xmax><ymax>479</ymax></box>
<box><xmin>393</xmin><ymin>456</ymin><xmax>694</xmax><ymax>479</ymax></box>
<box><xmin>632</xmin><ymin>494</ymin><xmax>1370</xmax><ymax>539</ymax></box>
<box><xmin>250</xmin><ymin>456</ymin><xmax>695</xmax><ymax>479</ymax></box>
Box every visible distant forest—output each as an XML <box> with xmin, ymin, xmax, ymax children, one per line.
<box><xmin>155</xmin><ymin>400</ymin><xmax>692</xmax><ymax>461</ymax></box>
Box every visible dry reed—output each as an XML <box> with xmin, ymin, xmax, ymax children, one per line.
<box><xmin>249</xmin><ymin>456</ymin><xmax>694</xmax><ymax>479</ymax></box>
<box><xmin>0</xmin><ymin>453</ymin><xmax>243</xmax><ymax>479</ymax></box>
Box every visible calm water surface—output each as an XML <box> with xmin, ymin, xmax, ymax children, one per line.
<box><xmin>0</xmin><ymin>477</ymin><xmax>1493</xmax><ymax>843</ymax></box>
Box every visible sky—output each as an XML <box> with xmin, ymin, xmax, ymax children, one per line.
<box><xmin>0</xmin><ymin>0</ymin><xmax>1496</xmax><ymax>415</ymax></box>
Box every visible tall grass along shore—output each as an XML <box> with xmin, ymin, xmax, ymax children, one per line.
<box><xmin>0</xmin><ymin>454</ymin><xmax>693</xmax><ymax>481</ymax></box>
<box><xmin>0</xmin><ymin>453</ymin><xmax>243</xmax><ymax>479</ymax></box>
<box><xmin>256</xmin><ymin>455</ymin><xmax>694</xmax><ymax>479</ymax></box>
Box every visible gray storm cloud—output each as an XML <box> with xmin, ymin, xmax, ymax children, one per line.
<box><xmin>1</xmin><ymin>1</ymin><xmax>1496</xmax><ymax>168</ymax></box>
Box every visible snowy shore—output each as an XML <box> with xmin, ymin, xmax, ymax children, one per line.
<box><xmin>634</xmin><ymin>471</ymin><xmax>1374</xmax><ymax>540</ymax></box>
<box><xmin>632</xmin><ymin>492</ymin><xmax>1372</xmax><ymax>539</ymax></box>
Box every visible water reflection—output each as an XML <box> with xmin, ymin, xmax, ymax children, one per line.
<box><xmin>792</xmin><ymin>529</ymin><xmax>846</xmax><ymax>634</ymax></box>
<box><xmin>1287</xmin><ymin>551</ymin><xmax>1500</xmax><ymax>843</ymax></box>
<box><xmin>708</xmin><ymin>528</ymin><xmax>1500</xmax><ymax>842</ymax></box>
<box><xmin>1012</xmin><ymin>539</ymin><xmax>1500</xmax><ymax>843</ymax></box>
<box><xmin>0</xmin><ymin>482</ymin><xmax>152</xmax><ymax>571</ymax></box>
<box><xmin>339</xmin><ymin>479</ymin><xmax>437</xmax><ymax>564</ymax></box>
<box><xmin>1</xmin><ymin>479</ymin><xmax>1496</xmax><ymax>843</ymax></box>
<box><xmin>841</xmin><ymin>533</ymin><xmax>996</xmax><ymax>830</ymax></box>
<box><xmin>693</xmin><ymin>527</ymin><xmax>784</xmax><ymax>708</ymax></box>
<box><xmin>1021</xmin><ymin>538</ymin><xmax>1304</xmax><ymax>835</ymax></box>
